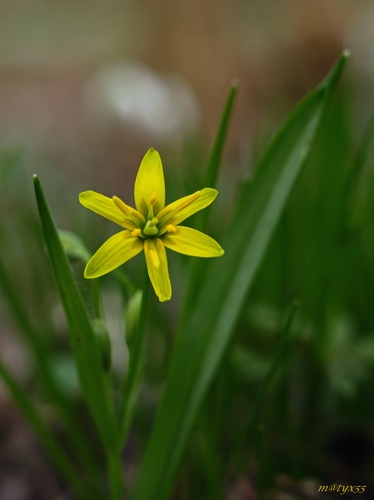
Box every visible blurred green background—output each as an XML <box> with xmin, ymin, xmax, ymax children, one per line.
<box><xmin>1</xmin><ymin>1</ymin><xmax>374</xmax><ymax>499</ymax></box>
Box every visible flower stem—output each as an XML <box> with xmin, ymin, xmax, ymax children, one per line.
<box><xmin>107</xmin><ymin>449</ymin><xmax>124</xmax><ymax>500</ymax></box>
<box><xmin>118</xmin><ymin>273</ymin><xmax>150</xmax><ymax>448</ymax></box>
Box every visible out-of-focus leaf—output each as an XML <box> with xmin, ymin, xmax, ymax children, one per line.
<box><xmin>58</xmin><ymin>229</ymin><xmax>91</xmax><ymax>262</ymax></box>
<box><xmin>0</xmin><ymin>359</ymin><xmax>96</xmax><ymax>500</ymax></box>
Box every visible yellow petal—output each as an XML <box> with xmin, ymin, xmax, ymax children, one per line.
<box><xmin>84</xmin><ymin>231</ymin><xmax>143</xmax><ymax>278</ymax></box>
<box><xmin>144</xmin><ymin>238</ymin><xmax>171</xmax><ymax>302</ymax></box>
<box><xmin>134</xmin><ymin>148</ymin><xmax>165</xmax><ymax>217</ymax></box>
<box><xmin>158</xmin><ymin>188</ymin><xmax>218</xmax><ymax>231</ymax></box>
<box><xmin>79</xmin><ymin>191</ymin><xmax>137</xmax><ymax>231</ymax></box>
<box><xmin>162</xmin><ymin>226</ymin><xmax>224</xmax><ymax>258</ymax></box>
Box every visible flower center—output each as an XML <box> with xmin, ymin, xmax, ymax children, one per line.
<box><xmin>141</xmin><ymin>193</ymin><xmax>160</xmax><ymax>237</ymax></box>
<box><xmin>122</xmin><ymin>192</ymin><xmax>177</xmax><ymax>239</ymax></box>
<box><xmin>143</xmin><ymin>217</ymin><xmax>159</xmax><ymax>236</ymax></box>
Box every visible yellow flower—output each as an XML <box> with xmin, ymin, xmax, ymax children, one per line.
<box><xmin>79</xmin><ymin>148</ymin><xmax>224</xmax><ymax>302</ymax></box>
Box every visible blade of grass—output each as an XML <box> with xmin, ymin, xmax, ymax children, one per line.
<box><xmin>58</xmin><ymin>229</ymin><xmax>104</xmax><ymax>321</ymax></box>
<box><xmin>133</xmin><ymin>51</ymin><xmax>350</xmax><ymax>500</ymax></box>
<box><xmin>204</xmin><ymin>80</ymin><xmax>239</xmax><ymax>188</ymax></box>
<box><xmin>118</xmin><ymin>278</ymin><xmax>150</xmax><ymax>449</ymax></box>
<box><xmin>33</xmin><ymin>175</ymin><xmax>116</xmax><ymax>450</ymax></box>
<box><xmin>231</xmin><ymin>300</ymin><xmax>300</xmax><ymax>466</ymax></box>
<box><xmin>184</xmin><ymin>81</ymin><xmax>239</xmax><ymax>313</ymax></box>
<box><xmin>341</xmin><ymin>114</ymin><xmax>374</xmax><ymax>223</ymax></box>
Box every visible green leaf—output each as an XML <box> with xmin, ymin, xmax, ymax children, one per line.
<box><xmin>204</xmin><ymin>80</ymin><xmax>239</xmax><ymax>188</ymax></box>
<box><xmin>184</xmin><ymin>81</ymin><xmax>239</xmax><ymax>312</ymax></box>
<box><xmin>118</xmin><ymin>282</ymin><xmax>149</xmax><ymax>449</ymax></box>
<box><xmin>33</xmin><ymin>175</ymin><xmax>116</xmax><ymax>450</ymax></box>
<box><xmin>133</xmin><ymin>51</ymin><xmax>350</xmax><ymax>499</ymax></box>
<box><xmin>92</xmin><ymin>318</ymin><xmax>112</xmax><ymax>372</ymax></box>
<box><xmin>58</xmin><ymin>228</ymin><xmax>91</xmax><ymax>262</ymax></box>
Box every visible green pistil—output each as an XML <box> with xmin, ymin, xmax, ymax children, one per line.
<box><xmin>147</xmin><ymin>204</ymin><xmax>155</xmax><ymax>220</ymax></box>
<box><xmin>143</xmin><ymin>217</ymin><xmax>159</xmax><ymax>236</ymax></box>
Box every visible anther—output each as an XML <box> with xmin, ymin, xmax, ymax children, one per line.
<box><xmin>131</xmin><ymin>228</ymin><xmax>142</xmax><ymax>237</ymax></box>
<box><xmin>157</xmin><ymin>191</ymin><xmax>201</xmax><ymax>220</ymax></box>
<box><xmin>113</xmin><ymin>196</ymin><xmax>131</xmax><ymax>217</ymax></box>
<box><xmin>113</xmin><ymin>196</ymin><xmax>145</xmax><ymax>224</ymax></box>
<box><xmin>149</xmin><ymin>192</ymin><xmax>157</xmax><ymax>206</ymax></box>
<box><xmin>166</xmin><ymin>224</ymin><xmax>177</xmax><ymax>233</ymax></box>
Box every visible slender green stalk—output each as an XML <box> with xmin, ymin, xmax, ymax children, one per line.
<box><xmin>0</xmin><ymin>359</ymin><xmax>97</xmax><ymax>500</ymax></box>
<box><xmin>92</xmin><ymin>279</ymin><xmax>104</xmax><ymax>319</ymax></box>
<box><xmin>182</xmin><ymin>81</ymin><xmax>239</xmax><ymax>320</ymax></box>
<box><xmin>107</xmin><ymin>449</ymin><xmax>124</xmax><ymax>500</ymax></box>
<box><xmin>105</xmin><ymin>276</ymin><xmax>150</xmax><ymax>498</ymax></box>
<box><xmin>225</xmin><ymin>302</ymin><xmax>299</xmax><ymax>471</ymax></box>
<box><xmin>255</xmin><ymin>424</ymin><xmax>267</xmax><ymax>500</ymax></box>
<box><xmin>244</xmin><ymin>300</ymin><xmax>299</xmax><ymax>435</ymax></box>
<box><xmin>197</xmin><ymin>409</ymin><xmax>224</xmax><ymax>500</ymax></box>
<box><xmin>118</xmin><ymin>276</ymin><xmax>150</xmax><ymax>449</ymax></box>
<box><xmin>204</xmin><ymin>80</ymin><xmax>239</xmax><ymax>189</ymax></box>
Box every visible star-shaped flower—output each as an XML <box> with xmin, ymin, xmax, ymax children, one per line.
<box><xmin>79</xmin><ymin>148</ymin><xmax>224</xmax><ymax>301</ymax></box>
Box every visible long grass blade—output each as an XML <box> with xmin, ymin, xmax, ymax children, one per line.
<box><xmin>204</xmin><ymin>80</ymin><xmax>239</xmax><ymax>188</ymax></box>
<box><xmin>33</xmin><ymin>175</ymin><xmax>116</xmax><ymax>450</ymax></box>
<box><xmin>184</xmin><ymin>81</ymin><xmax>239</xmax><ymax>314</ymax></box>
<box><xmin>133</xmin><ymin>51</ymin><xmax>350</xmax><ymax>499</ymax></box>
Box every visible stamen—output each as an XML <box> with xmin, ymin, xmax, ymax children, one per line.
<box><xmin>178</xmin><ymin>190</ymin><xmax>200</xmax><ymax>210</ymax></box>
<box><xmin>149</xmin><ymin>192</ymin><xmax>157</xmax><ymax>206</ymax></box>
<box><xmin>147</xmin><ymin>195</ymin><xmax>158</xmax><ymax>221</ymax></box>
<box><xmin>113</xmin><ymin>196</ymin><xmax>145</xmax><ymax>224</ymax></box>
<box><xmin>113</xmin><ymin>196</ymin><xmax>131</xmax><ymax>217</ymax></box>
<box><xmin>166</xmin><ymin>224</ymin><xmax>177</xmax><ymax>233</ymax></box>
<box><xmin>157</xmin><ymin>191</ymin><xmax>201</xmax><ymax>220</ymax></box>
<box><xmin>131</xmin><ymin>228</ymin><xmax>142</xmax><ymax>237</ymax></box>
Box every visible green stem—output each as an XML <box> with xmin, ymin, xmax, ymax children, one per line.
<box><xmin>229</xmin><ymin>301</ymin><xmax>299</xmax><ymax>468</ymax></box>
<box><xmin>118</xmin><ymin>275</ymin><xmax>150</xmax><ymax>448</ymax></box>
<box><xmin>249</xmin><ymin>302</ymin><xmax>299</xmax><ymax>427</ymax></box>
<box><xmin>107</xmin><ymin>449</ymin><xmax>124</xmax><ymax>500</ymax></box>
<box><xmin>92</xmin><ymin>278</ymin><xmax>104</xmax><ymax>319</ymax></box>
<box><xmin>106</xmin><ymin>276</ymin><xmax>151</xmax><ymax>498</ymax></box>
